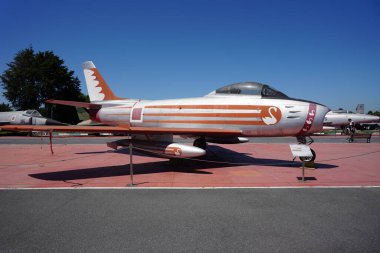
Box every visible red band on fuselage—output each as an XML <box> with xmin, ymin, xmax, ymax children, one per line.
<box><xmin>297</xmin><ymin>103</ymin><xmax>317</xmax><ymax>136</ymax></box>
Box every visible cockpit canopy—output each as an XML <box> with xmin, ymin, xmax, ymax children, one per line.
<box><xmin>24</xmin><ymin>110</ymin><xmax>42</xmax><ymax>117</ymax></box>
<box><xmin>210</xmin><ymin>82</ymin><xmax>288</xmax><ymax>98</ymax></box>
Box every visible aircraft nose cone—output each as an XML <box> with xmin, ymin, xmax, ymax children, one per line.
<box><xmin>309</xmin><ymin>103</ymin><xmax>330</xmax><ymax>133</ymax></box>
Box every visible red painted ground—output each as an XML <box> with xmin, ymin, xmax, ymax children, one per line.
<box><xmin>0</xmin><ymin>142</ymin><xmax>379</xmax><ymax>188</ymax></box>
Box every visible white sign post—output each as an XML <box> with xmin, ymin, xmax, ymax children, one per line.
<box><xmin>289</xmin><ymin>144</ymin><xmax>313</xmax><ymax>158</ymax></box>
<box><xmin>289</xmin><ymin>144</ymin><xmax>313</xmax><ymax>181</ymax></box>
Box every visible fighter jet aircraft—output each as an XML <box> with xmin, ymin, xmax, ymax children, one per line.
<box><xmin>323</xmin><ymin>107</ymin><xmax>379</xmax><ymax>128</ymax></box>
<box><xmin>1</xmin><ymin>61</ymin><xmax>330</xmax><ymax>161</ymax></box>
<box><xmin>0</xmin><ymin>109</ymin><xmax>64</xmax><ymax>126</ymax></box>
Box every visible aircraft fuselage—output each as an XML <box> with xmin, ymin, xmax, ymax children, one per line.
<box><xmin>324</xmin><ymin>112</ymin><xmax>380</xmax><ymax>127</ymax></box>
<box><xmin>93</xmin><ymin>95</ymin><xmax>329</xmax><ymax>137</ymax></box>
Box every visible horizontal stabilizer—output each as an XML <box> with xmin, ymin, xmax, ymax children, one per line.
<box><xmin>46</xmin><ymin>100</ymin><xmax>102</xmax><ymax>109</ymax></box>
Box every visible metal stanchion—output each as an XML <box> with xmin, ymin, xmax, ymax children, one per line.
<box><xmin>128</xmin><ymin>142</ymin><xmax>135</xmax><ymax>187</ymax></box>
<box><xmin>49</xmin><ymin>130</ymin><xmax>54</xmax><ymax>155</ymax></box>
<box><xmin>40</xmin><ymin>131</ymin><xmax>43</xmax><ymax>150</ymax></box>
<box><xmin>301</xmin><ymin>161</ymin><xmax>305</xmax><ymax>182</ymax></box>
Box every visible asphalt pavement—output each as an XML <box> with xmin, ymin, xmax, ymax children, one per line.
<box><xmin>0</xmin><ymin>188</ymin><xmax>379</xmax><ymax>253</ymax></box>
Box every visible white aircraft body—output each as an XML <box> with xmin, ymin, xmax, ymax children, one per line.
<box><xmin>1</xmin><ymin>61</ymin><xmax>330</xmax><ymax>161</ymax></box>
<box><xmin>324</xmin><ymin>109</ymin><xmax>379</xmax><ymax>128</ymax></box>
<box><xmin>0</xmin><ymin>110</ymin><xmax>64</xmax><ymax>126</ymax></box>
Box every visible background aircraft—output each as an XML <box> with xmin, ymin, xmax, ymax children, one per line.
<box><xmin>1</xmin><ymin>61</ymin><xmax>330</xmax><ymax>161</ymax></box>
<box><xmin>0</xmin><ymin>110</ymin><xmax>65</xmax><ymax>126</ymax></box>
<box><xmin>76</xmin><ymin>107</ymin><xmax>104</xmax><ymax>126</ymax></box>
<box><xmin>323</xmin><ymin>104</ymin><xmax>379</xmax><ymax>129</ymax></box>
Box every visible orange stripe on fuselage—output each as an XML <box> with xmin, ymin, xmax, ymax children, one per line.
<box><xmin>101</xmin><ymin>105</ymin><xmax>282</xmax><ymax>126</ymax></box>
<box><xmin>143</xmin><ymin>113</ymin><xmax>261</xmax><ymax>118</ymax></box>
<box><xmin>143</xmin><ymin>120</ymin><xmax>266</xmax><ymax>125</ymax></box>
<box><xmin>145</xmin><ymin>105</ymin><xmax>263</xmax><ymax>110</ymax></box>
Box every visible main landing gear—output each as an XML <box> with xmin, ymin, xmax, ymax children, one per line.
<box><xmin>297</xmin><ymin>136</ymin><xmax>316</xmax><ymax>162</ymax></box>
<box><xmin>193</xmin><ymin>137</ymin><xmax>207</xmax><ymax>150</ymax></box>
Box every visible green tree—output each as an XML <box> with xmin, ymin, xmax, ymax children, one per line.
<box><xmin>368</xmin><ymin>110</ymin><xmax>380</xmax><ymax>116</ymax></box>
<box><xmin>0</xmin><ymin>102</ymin><xmax>12</xmax><ymax>112</ymax></box>
<box><xmin>0</xmin><ymin>47</ymin><xmax>86</xmax><ymax>124</ymax></box>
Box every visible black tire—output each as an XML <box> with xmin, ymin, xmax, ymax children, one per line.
<box><xmin>299</xmin><ymin>149</ymin><xmax>316</xmax><ymax>162</ymax></box>
<box><xmin>193</xmin><ymin>138</ymin><xmax>207</xmax><ymax>150</ymax></box>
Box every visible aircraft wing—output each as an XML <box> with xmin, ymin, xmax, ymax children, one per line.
<box><xmin>0</xmin><ymin>125</ymin><xmax>242</xmax><ymax>136</ymax></box>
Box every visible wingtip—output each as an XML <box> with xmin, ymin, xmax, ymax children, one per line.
<box><xmin>82</xmin><ymin>61</ymin><xmax>95</xmax><ymax>69</ymax></box>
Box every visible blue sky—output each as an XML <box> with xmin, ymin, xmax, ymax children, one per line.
<box><xmin>1</xmin><ymin>0</ymin><xmax>379</xmax><ymax>111</ymax></box>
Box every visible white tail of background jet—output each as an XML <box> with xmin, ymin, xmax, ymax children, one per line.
<box><xmin>356</xmin><ymin>104</ymin><xmax>364</xmax><ymax>114</ymax></box>
<box><xmin>82</xmin><ymin>61</ymin><xmax>121</xmax><ymax>102</ymax></box>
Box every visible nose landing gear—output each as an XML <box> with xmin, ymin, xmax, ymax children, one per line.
<box><xmin>297</xmin><ymin>136</ymin><xmax>316</xmax><ymax>162</ymax></box>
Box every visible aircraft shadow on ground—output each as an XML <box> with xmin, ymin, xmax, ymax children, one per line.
<box><xmin>30</xmin><ymin>145</ymin><xmax>337</xmax><ymax>181</ymax></box>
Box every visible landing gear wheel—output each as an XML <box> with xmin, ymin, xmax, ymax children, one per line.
<box><xmin>299</xmin><ymin>148</ymin><xmax>316</xmax><ymax>162</ymax></box>
<box><xmin>193</xmin><ymin>138</ymin><xmax>207</xmax><ymax>150</ymax></box>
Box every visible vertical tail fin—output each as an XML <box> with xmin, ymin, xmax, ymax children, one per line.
<box><xmin>356</xmin><ymin>104</ymin><xmax>364</xmax><ymax>114</ymax></box>
<box><xmin>82</xmin><ymin>61</ymin><xmax>121</xmax><ymax>102</ymax></box>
